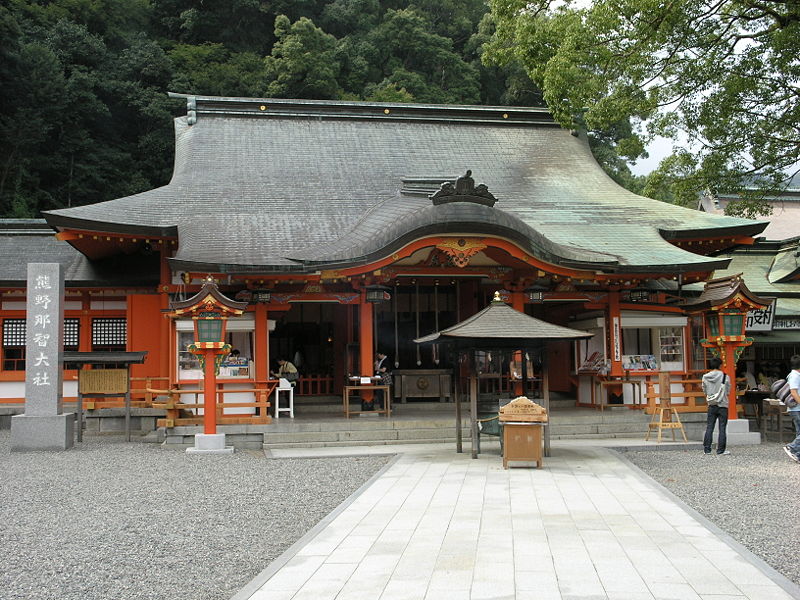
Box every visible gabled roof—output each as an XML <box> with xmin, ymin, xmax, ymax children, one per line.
<box><xmin>682</xmin><ymin>274</ymin><xmax>772</xmax><ymax>312</ymax></box>
<box><xmin>415</xmin><ymin>293</ymin><xmax>592</xmax><ymax>348</ymax></box>
<box><xmin>43</xmin><ymin>95</ymin><xmax>767</xmax><ymax>275</ymax></box>
<box><xmin>769</xmin><ymin>245</ymin><xmax>800</xmax><ymax>283</ymax></box>
<box><xmin>0</xmin><ymin>220</ymin><xmax>159</xmax><ymax>287</ymax></box>
<box><xmin>687</xmin><ymin>245</ymin><xmax>800</xmax><ymax>296</ymax></box>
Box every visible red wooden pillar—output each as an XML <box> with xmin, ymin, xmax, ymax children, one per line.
<box><xmin>79</xmin><ymin>293</ymin><xmax>92</xmax><ymax>352</ymax></box>
<box><xmin>254</xmin><ymin>303</ymin><xmax>269</xmax><ymax>382</ymax></box>
<box><xmin>608</xmin><ymin>289</ymin><xmax>623</xmax><ymax>377</ymax></box>
<box><xmin>724</xmin><ymin>345</ymin><xmax>738</xmax><ymax>421</ymax></box>
<box><xmin>359</xmin><ymin>295</ymin><xmax>374</xmax><ymax>404</ymax></box>
<box><xmin>203</xmin><ymin>348</ymin><xmax>218</xmax><ymax>434</ymax></box>
<box><xmin>159</xmin><ymin>246</ymin><xmax>172</xmax><ymax>381</ymax></box>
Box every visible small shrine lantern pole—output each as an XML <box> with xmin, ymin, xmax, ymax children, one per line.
<box><xmin>684</xmin><ymin>275</ymin><xmax>771</xmax><ymax>420</ymax></box>
<box><xmin>167</xmin><ymin>276</ymin><xmax>247</xmax><ymax>451</ymax></box>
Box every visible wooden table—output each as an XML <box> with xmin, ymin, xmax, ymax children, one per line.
<box><xmin>343</xmin><ymin>385</ymin><xmax>391</xmax><ymax>418</ymax></box>
<box><xmin>761</xmin><ymin>399</ymin><xmax>792</xmax><ymax>442</ymax></box>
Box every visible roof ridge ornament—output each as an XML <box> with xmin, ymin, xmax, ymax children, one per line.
<box><xmin>187</xmin><ymin>96</ymin><xmax>197</xmax><ymax>126</ymax></box>
<box><xmin>430</xmin><ymin>170</ymin><xmax>497</xmax><ymax>207</ymax></box>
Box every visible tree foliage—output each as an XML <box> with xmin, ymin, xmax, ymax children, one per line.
<box><xmin>485</xmin><ymin>0</ymin><xmax>799</xmax><ymax>215</ymax></box>
<box><xmin>0</xmin><ymin>0</ymin><xmax>541</xmax><ymax>217</ymax></box>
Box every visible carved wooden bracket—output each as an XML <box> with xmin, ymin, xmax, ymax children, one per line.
<box><xmin>435</xmin><ymin>238</ymin><xmax>487</xmax><ymax>268</ymax></box>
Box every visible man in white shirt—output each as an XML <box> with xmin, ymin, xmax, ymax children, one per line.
<box><xmin>784</xmin><ymin>355</ymin><xmax>800</xmax><ymax>463</ymax></box>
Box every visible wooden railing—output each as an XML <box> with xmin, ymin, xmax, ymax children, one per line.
<box><xmin>475</xmin><ymin>374</ymin><xmax>541</xmax><ymax>398</ymax></box>
<box><xmin>296</xmin><ymin>375</ymin><xmax>334</xmax><ymax>396</ymax></box>
<box><xmin>132</xmin><ymin>376</ymin><xmax>170</xmax><ymax>405</ymax></box>
<box><xmin>644</xmin><ymin>376</ymin><xmax>706</xmax><ymax>413</ymax></box>
<box><xmin>147</xmin><ymin>379</ymin><xmax>278</xmax><ymax>428</ymax></box>
<box><xmin>644</xmin><ymin>375</ymin><xmax>745</xmax><ymax>414</ymax></box>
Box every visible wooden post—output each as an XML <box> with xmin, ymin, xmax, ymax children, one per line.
<box><xmin>470</xmin><ymin>351</ymin><xmax>478</xmax><ymax>459</ymax></box>
<box><xmin>511</xmin><ymin>292</ymin><xmax>525</xmax><ymax>397</ymax></box>
<box><xmin>542</xmin><ymin>350</ymin><xmax>551</xmax><ymax>457</ymax></box>
<box><xmin>455</xmin><ymin>349</ymin><xmax>462</xmax><ymax>453</ymax></box>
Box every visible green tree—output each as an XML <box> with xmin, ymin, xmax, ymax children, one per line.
<box><xmin>485</xmin><ymin>0</ymin><xmax>799</xmax><ymax>215</ymax></box>
<box><xmin>264</xmin><ymin>15</ymin><xmax>341</xmax><ymax>99</ymax></box>
<box><xmin>0</xmin><ymin>2</ymin><xmax>177</xmax><ymax>216</ymax></box>
<box><xmin>151</xmin><ymin>0</ymin><xmax>278</xmax><ymax>54</ymax></box>
<box><xmin>464</xmin><ymin>13</ymin><xmax>543</xmax><ymax>106</ymax></box>
<box><xmin>364</xmin><ymin>8</ymin><xmax>480</xmax><ymax>104</ymax></box>
<box><xmin>169</xmin><ymin>43</ymin><xmax>266</xmax><ymax>96</ymax></box>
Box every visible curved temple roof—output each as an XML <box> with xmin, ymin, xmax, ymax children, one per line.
<box><xmin>44</xmin><ymin>94</ymin><xmax>767</xmax><ymax>275</ymax></box>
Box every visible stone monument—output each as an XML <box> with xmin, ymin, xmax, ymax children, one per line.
<box><xmin>10</xmin><ymin>263</ymin><xmax>74</xmax><ymax>451</ymax></box>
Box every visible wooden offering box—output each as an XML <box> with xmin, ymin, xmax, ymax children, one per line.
<box><xmin>499</xmin><ymin>396</ymin><xmax>548</xmax><ymax>423</ymax></box>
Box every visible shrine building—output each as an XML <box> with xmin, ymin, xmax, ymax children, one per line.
<box><xmin>0</xmin><ymin>94</ymin><xmax>778</xmax><ymax>424</ymax></box>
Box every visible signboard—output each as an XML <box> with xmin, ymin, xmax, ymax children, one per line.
<box><xmin>746</xmin><ymin>299</ymin><xmax>775</xmax><ymax>332</ymax></box>
<box><xmin>612</xmin><ymin>316</ymin><xmax>621</xmax><ymax>362</ymax></box>
<box><xmin>774</xmin><ymin>317</ymin><xmax>800</xmax><ymax>330</ymax></box>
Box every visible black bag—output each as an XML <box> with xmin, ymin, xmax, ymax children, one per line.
<box><xmin>283</xmin><ymin>370</ymin><xmax>298</xmax><ymax>382</ymax></box>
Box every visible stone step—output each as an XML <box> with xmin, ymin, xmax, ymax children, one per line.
<box><xmin>263</xmin><ymin>437</ymin><xmax>467</xmax><ymax>450</ymax></box>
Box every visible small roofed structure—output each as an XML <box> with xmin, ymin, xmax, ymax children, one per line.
<box><xmin>64</xmin><ymin>351</ymin><xmax>148</xmax><ymax>442</ymax></box>
<box><xmin>416</xmin><ymin>292</ymin><xmax>592</xmax><ymax>458</ymax></box>
<box><xmin>415</xmin><ymin>293</ymin><xmax>593</xmax><ymax>348</ymax></box>
<box><xmin>681</xmin><ymin>273</ymin><xmax>772</xmax><ymax>314</ymax></box>
<box><xmin>683</xmin><ymin>274</ymin><xmax>772</xmax><ymax>421</ymax></box>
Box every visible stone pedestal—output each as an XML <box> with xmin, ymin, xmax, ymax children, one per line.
<box><xmin>11</xmin><ymin>414</ymin><xmax>74</xmax><ymax>451</ymax></box>
<box><xmin>186</xmin><ymin>432</ymin><xmax>234</xmax><ymax>454</ymax></box>
<box><xmin>722</xmin><ymin>418</ymin><xmax>761</xmax><ymax>446</ymax></box>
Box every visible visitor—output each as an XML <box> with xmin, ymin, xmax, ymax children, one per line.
<box><xmin>271</xmin><ymin>358</ymin><xmax>298</xmax><ymax>386</ymax></box>
<box><xmin>702</xmin><ymin>357</ymin><xmax>731</xmax><ymax>455</ymax></box>
<box><xmin>371</xmin><ymin>351</ymin><xmax>392</xmax><ymax>411</ymax></box>
<box><xmin>228</xmin><ymin>349</ymin><xmax>244</xmax><ymax>365</ymax></box>
<box><xmin>736</xmin><ymin>364</ymin><xmax>757</xmax><ymax>390</ymax></box>
<box><xmin>783</xmin><ymin>355</ymin><xmax>800</xmax><ymax>463</ymax></box>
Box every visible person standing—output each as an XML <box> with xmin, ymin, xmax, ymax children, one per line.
<box><xmin>702</xmin><ymin>357</ymin><xmax>732</xmax><ymax>455</ymax></box>
<box><xmin>783</xmin><ymin>355</ymin><xmax>800</xmax><ymax>463</ymax></box>
<box><xmin>372</xmin><ymin>351</ymin><xmax>391</xmax><ymax>410</ymax></box>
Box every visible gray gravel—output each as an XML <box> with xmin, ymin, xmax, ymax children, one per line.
<box><xmin>0</xmin><ymin>431</ymin><xmax>391</xmax><ymax>600</ymax></box>
<box><xmin>623</xmin><ymin>442</ymin><xmax>800</xmax><ymax>587</ymax></box>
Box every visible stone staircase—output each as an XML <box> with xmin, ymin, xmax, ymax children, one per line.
<box><xmin>0</xmin><ymin>395</ymin><xmax>722</xmax><ymax>449</ymax></box>
<box><xmin>253</xmin><ymin>394</ymin><xmax>692</xmax><ymax>450</ymax></box>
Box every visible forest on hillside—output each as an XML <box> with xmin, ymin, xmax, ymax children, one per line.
<box><xmin>0</xmin><ymin>0</ymin><xmax>555</xmax><ymax>219</ymax></box>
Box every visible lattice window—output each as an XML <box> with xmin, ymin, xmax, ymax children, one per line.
<box><xmin>2</xmin><ymin>319</ymin><xmax>26</xmax><ymax>371</ymax></box>
<box><xmin>92</xmin><ymin>318</ymin><xmax>127</xmax><ymax>352</ymax></box>
<box><xmin>64</xmin><ymin>318</ymin><xmax>79</xmax><ymax>349</ymax></box>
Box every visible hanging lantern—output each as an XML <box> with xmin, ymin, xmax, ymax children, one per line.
<box><xmin>365</xmin><ymin>284</ymin><xmax>391</xmax><ymax>303</ymax></box>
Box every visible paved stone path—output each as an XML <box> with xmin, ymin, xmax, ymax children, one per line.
<box><xmin>234</xmin><ymin>442</ymin><xmax>800</xmax><ymax>600</ymax></box>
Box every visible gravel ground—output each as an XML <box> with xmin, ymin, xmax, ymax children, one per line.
<box><xmin>623</xmin><ymin>441</ymin><xmax>800</xmax><ymax>587</ymax></box>
<box><xmin>0</xmin><ymin>431</ymin><xmax>391</xmax><ymax>600</ymax></box>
